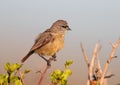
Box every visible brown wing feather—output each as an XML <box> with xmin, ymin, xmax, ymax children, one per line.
<box><xmin>21</xmin><ymin>31</ymin><xmax>53</xmax><ymax>63</ymax></box>
<box><xmin>30</xmin><ymin>33</ymin><xmax>53</xmax><ymax>51</ymax></box>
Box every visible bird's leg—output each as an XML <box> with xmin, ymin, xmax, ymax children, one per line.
<box><xmin>51</xmin><ymin>54</ymin><xmax>57</xmax><ymax>61</ymax></box>
<box><xmin>39</xmin><ymin>55</ymin><xmax>51</xmax><ymax>66</ymax></box>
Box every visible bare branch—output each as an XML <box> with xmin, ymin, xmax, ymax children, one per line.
<box><xmin>81</xmin><ymin>42</ymin><xmax>102</xmax><ymax>85</ymax></box>
<box><xmin>95</xmin><ymin>43</ymin><xmax>102</xmax><ymax>74</ymax></box>
<box><xmin>104</xmin><ymin>74</ymin><xmax>115</xmax><ymax>79</ymax></box>
<box><xmin>18</xmin><ymin>70</ymin><xmax>25</xmax><ymax>85</ymax></box>
<box><xmin>100</xmin><ymin>38</ymin><xmax>120</xmax><ymax>85</ymax></box>
<box><xmin>38</xmin><ymin>65</ymin><xmax>50</xmax><ymax>85</ymax></box>
<box><xmin>89</xmin><ymin>42</ymin><xmax>101</xmax><ymax>81</ymax></box>
<box><xmin>96</xmin><ymin>56</ymin><xmax>102</xmax><ymax>75</ymax></box>
<box><xmin>36</xmin><ymin>70</ymin><xmax>42</xmax><ymax>74</ymax></box>
<box><xmin>80</xmin><ymin>43</ymin><xmax>89</xmax><ymax>67</ymax></box>
<box><xmin>93</xmin><ymin>44</ymin><xmax>102</xmax><ymax>81</ymax></box>
<box><xmin>80</xmin><ymin>43</ymin><xmax>90</xmax><ymax>85</ymax></box>
<box><xmin>113</xmin><ymin>56</ymin><xmax>117</xmax><ymax>58</ymax></box>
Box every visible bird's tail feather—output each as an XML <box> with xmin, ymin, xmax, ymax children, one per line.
<box><xmin>21</xmin><ymin>51</ymin><xmax>34</xmax><ymax>63</ymax></box>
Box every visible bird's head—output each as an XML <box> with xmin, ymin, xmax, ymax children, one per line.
<box><xmin>51</xmin><ymin>20</ymin><xmax>71</xmax><ymax>33</ymax></box>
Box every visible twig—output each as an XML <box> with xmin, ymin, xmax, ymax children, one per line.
<box><xmin>89</xmin><ymin>42</ymin><xmax>101</xmax><ymax>81</ymax></box>
<box><xmin>38</xmin><ymin>65</ymin><xmax>50</xmax><ymax>85</ymax></box>
<box><xmin>36</xmin><ymin>70</ymin><xmax>42</xmax><ymax>74</ymax></box>
<box><xmin>80</xmin><ymin>43</ymin><xmax>89</xmax><ymax>67</ymax></box>
<box><xmin>94</xmin><ymin>44</ymin><xmax>102</xmax><ymax>81</ymax></box>
<box><xmin>100</xmin><ymin>38</ymin><xmax>120</xmax><ymax>85</ymax></box>
<box><xmin>96</xmin><ymin>55</ymin><xmax>102</xmax><ymax>75</ymax></box>
<box><xmin>80</xmin><ymin>43</ymin><xmax>90</xmax><ymax>85</ymax></box>
<box><xmin>104</xmin><ymin>74</ymin><xmax>115</xmax><ymax>79</ymax></box>
<box><xmin>80</xmin><ymin>42</ymin><xmax>101</xmax><ymax>85</ymax></box>
<box><xmin>49</xmin><ymin>83</ymin><xmax>57</xmax><ymax>85</ymax></box>
<box><xmin>18</xmin><ymin>70</ymin><xmax>25</xmax><ymax>85</ymax></box>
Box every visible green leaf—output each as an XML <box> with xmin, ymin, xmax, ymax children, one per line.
<box><xmin>61</xmin><ymin>80</ymin><xmax>67</xmax><ymax>85</ymax></box>
<box><xmin>65</xmin><ymin>60</ymin><xmax>73</xmax><ymax>68</ymax></box>
<box><xmin>10</xmin><ymin>76</ymin><xmax>19</xmax><ymax>83</ymax></box>
<box><xmin>4</xmin><ymin>63</ymin><xmax>22</xmax><ymax>73</ymax></box>
<box><xmin>15</xmin><ymin>63</ymin><xmax>22</xmax><ymax>70</ymax></box>
<box><xmin>53</xmin><ymin>69</ymin><xmax>61</xmax><ymax>75</ymax></box>
<box><xmin>11</xmin><ymin>63</ymin><xmax>22</xmax><ymax>71</ymax></box>
<box><xmin>4</xmin><ymin>62</ymin><xmax>11</xmax><ymax>72</ymax></box>
<box><xmin>50</xmin><ymin>60</ymin><xmax>73</xmax><ymax>85</ymax></box>
<box><xmin>15</xmin><ymin>80</ymin><xmax>22</xmax><ymax>85</ymax></box>
<box><xmin>0</xmin><ymin>74</ymin><xmax>8</xmax><ymax>85</ymax></box>
<box><xmin>50</xmin><ymin>69</ymin><xmax>63</xmax><ymax>83</ymax></box>
<box><xmin>64</xmin><ymin>69</ymin><xmax>72</xmax><ymax>76</ymax></box>
<box><xmin>24</xmin><ymin>69</ymin><xmax>30</xmax><ymax>74</ymax></box>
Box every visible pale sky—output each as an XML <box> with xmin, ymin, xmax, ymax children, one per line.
<box><xmin>0</xmin><ymin>0</ymin><xmax>120</xmax><ymax>85</ymax></box>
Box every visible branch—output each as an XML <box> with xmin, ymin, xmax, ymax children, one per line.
<box><xmin>49</xmin><ymin>83</ymin><xmax>57</xmax><ymax>85</ymax></box>
<box><xmin>89</xmin><ymin>42</ymin><xmax>101</xmax><ymax>81</ymax></box>
<box><xmin>94</xmin><ymin>44</ymin><xmax>102</xmax><ymax>80</ymax></box>
<box><xmin>96</xmin><ymin>44</ymin><xmax>102</xmax><ymax>73</ymax></box>
<box><xmin>100</xmin><ymin>38</ymin><xmax>120</xmax><ymax>85</ymax></box>
<box><xmin>104</xmin><ymin>74</ymin><xmax>115</xmax><ymax>79</ymax></box>
<box><xmin>18</xmin><ymin>70</ymin><xmax>25</xmax><ymax>85</ymax></box>
<box><xmin>80</xmin><ymin>43</ymin><xmax>89</xmax><ymax>67</ymax></box>
<box><xmin>38</xmin><ymin>65</ymin><xmax>50</xmax><ymax>85</ymax></box>
<box><xmin>38</xmin><ymin>65</ymin><xmax>49</xmax><ymax>85</ymax></box>
<box><xmin>80</xmin><ymin>43</ymin><xmax>90</xmax><ymax>85</ymax></box>
<box><xmin>96</xmin><ymin>56</ymin><xmax>102</xmax><ymax>76</ymax></box>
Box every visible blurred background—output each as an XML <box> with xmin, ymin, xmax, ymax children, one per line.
<box><xmin>0</xmin><ymin>0</ymin><xmax>120</xmax><ymax>85</ymax></box>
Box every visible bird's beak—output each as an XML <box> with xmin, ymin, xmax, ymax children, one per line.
<box><xmin>67</xmin><ymin>26</ymin><xmax>71</xmax><ymax>31</ymax></box>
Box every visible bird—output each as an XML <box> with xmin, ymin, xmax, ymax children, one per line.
<box><xmin>21</xmin><ymin>20</ymin><xmax>71</xmax><ymax>66</ymax></box>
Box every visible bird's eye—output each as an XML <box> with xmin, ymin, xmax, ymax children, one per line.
<box><xmin>61</xmin><ymin>26</ymin><xmax>68</xmax><ymax>28</ymax></box>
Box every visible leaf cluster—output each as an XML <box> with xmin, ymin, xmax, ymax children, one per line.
<box><xmin>0</xmin><ymin>62</ymin><xmax>30</xmax><ymax>85</ymax></box>
<box><xmin>50</xmin><ymin>60</ymin><xmax>73</xmax><ymax>85</ymax></box>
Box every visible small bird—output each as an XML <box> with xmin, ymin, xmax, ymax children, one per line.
<box><xmin>21</xmin><ymin>20</ymin><xmax>71</xmax><ymax>66</ymax></box>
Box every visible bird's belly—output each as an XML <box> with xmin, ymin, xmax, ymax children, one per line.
<box><xmin>35</xmin><ymin>38</ymin><xmax>64</xmax><ymax>56</ymax></box>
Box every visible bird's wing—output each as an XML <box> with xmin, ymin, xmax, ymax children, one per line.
<box><xmin>30</xmin><ymin>33</ymin><xmax>54</xmax><ymax>51</ymax></box>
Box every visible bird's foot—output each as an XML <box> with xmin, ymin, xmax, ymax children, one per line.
<box><xmin>52</xmin><ymin>57</ymin><xmax>57</xmax><ymax>61</ymax></box>
<box><xmin>52</xmin><ymin>54</ymin><xmax>57</xmax><ymax>61</ymax></box>
<box><xmin>46</xmin><ymin>57</ymin><xmax>57</xmax><ymax>66</ymax></box>
<box><xmin>46</xmin><ymin>58</ymin><xmax>52</xmax><ymax>67</ymax></box>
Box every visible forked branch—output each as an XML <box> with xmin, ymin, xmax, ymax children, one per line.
<box><xmin>100</xmin><ymin>38</ymin><xmax>120</xmax><ymax>85</ymax></box>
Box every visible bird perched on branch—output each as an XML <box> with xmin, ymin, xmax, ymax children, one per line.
<box><xmin>21</xmin><ymin>20</ymin><xmax>71</xmax><ymax>66</ymax></box>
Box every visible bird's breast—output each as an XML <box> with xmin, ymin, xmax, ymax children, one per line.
<box><xmin>35</xmin><ymin>34</ymin><xmax>64</xmax><ymax>56</ymax></box>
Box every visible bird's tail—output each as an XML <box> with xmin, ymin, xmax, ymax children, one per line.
<box><xmin>21</xmin><ymin>51</ymin><xmax>34</xmax><ymax>63</ymax></box>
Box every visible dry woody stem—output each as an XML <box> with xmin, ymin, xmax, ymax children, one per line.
<box><xmin>18</xmin><ymin>70</ymin><xmax>25</xmax><ymax>85</ymax></box>
<box><xmin>100</xmin><ymin>38</ymin><xmax>120</xmax><ymax>85</ymax></box>
<box><xmin>80</xmin><ymin>38</ymin><xmax>120</xmax><ymax>85</ymax></box>
<box><xmin>38</xmin><ymin>65</ymin><xmax>50</xmax><ymax>85</ymax></box>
